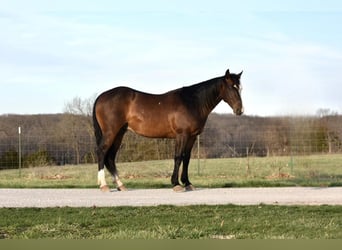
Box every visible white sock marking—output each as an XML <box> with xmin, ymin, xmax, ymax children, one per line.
<box><xmin>97</xmin><ymin>169</ymin><xmax>107</xmax><ymax>187</ymax></box>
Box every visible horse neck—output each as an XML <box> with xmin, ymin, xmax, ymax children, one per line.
<box><xmin>193</xmin><ymin>77</ymin><xmax>223</xmax><ymax>117</ymax></box>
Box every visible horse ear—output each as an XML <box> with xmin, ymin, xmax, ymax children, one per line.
<box><xmin>225</xmin><ymin>69</ymin><xmax>230</xmax><ymax>79</ymax></box>
<box><xmin>238</xmin><ymin>71</ymin><xmax>243</xmax><ymax>78</ymax></box>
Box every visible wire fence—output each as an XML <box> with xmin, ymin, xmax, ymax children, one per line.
<box><xmin>1</xmin><ymin>121</ymin><xmax>342</xmax><ymax>170</ymax></box>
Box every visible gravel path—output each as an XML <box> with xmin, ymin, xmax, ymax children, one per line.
<box><xmin>1</xmin><ymin>187</ymin><xmax>342</xmax><ymax>207</ymax></box>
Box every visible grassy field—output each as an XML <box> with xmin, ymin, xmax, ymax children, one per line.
<box><xmin>0</xmin><ymin>154</ymin><xmax>341</xmax><ymax>188</ymax></box>
<box><xmin>1</xmin><ymin>205</ymin><xmax>342</xmax><ymax>239</ymax></box>
<box><xmin>1</xmin><ymin>155</ymin><xmax>341</xmax><ymax>239</ymax></box>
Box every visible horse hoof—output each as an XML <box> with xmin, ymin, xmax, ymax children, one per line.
<box><xmin>117</xmin><ymin>185</ymin><xmax>128</xmax><ymax>191</ymax></box>
<box><xmin>185</xmin><ymin>184</ymin><xmax>195</xmax><ymax>191</ymax></box>
<box><xmin>173</xmin><ymin>185</ymin><xmax>185</xmax><ymax>192</ymax></box>
<box><xmin>100</xmin><ymin>185</ymin><xmax>110</xmax><ymax>192</ymax></box>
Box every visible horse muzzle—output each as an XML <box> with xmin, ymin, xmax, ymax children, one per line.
<box><xmin>234</xmin><ymin>107</ymin><xmax>244</xmax><ymax>116</ymax></box>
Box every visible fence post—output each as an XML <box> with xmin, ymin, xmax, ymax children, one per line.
<box><xmin>18</xmin><ymin>126</ymin><xmax>21</xmax><ymax>177</ymax></box>
<box><xmin>197</xmin><ymin>135</ymin><xmax>200</xmax><ymax>175</ymax></box>
<box><xmin>246</xmin><ymin>146</ymin><xmax>250</xmax><ymax>176</ymax></box>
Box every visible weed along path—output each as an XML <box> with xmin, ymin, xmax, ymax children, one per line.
<box><xmin>1</xmin><ymin>187</ymin><xmax>342</xmax><ymax>207</ymax></box>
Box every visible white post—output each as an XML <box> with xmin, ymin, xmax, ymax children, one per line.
<box><xmin>18</xmin><ymin>126</ymin><xmax>21</xmax><ymax>177</ymax></box>
<box><xmin>197</xmin><ymin>135</ymin><xmax>200</xmax><ymax>175</ymax></box>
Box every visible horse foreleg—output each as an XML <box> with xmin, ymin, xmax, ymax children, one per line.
<box><xmin>181</xmin><ymin>136</ymin><xmax>196</xmax><ymax>191</ymax></box>
<box><xmin>171</xmin><ymin>155</ymin><xmax>184</xmax><ymax>192</ymax></box>
<box><xmin>181</xmin><ymin>155</ymin><xmax>195</xmax><ymax>191</ymax></box>
<box><xmin>172</xmin><ymin>134</ymin><xmax>191</xmax><ymax>192</ymax></box>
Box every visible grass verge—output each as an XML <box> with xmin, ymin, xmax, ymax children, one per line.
<box><xmin>0</xmin><ymin>205</ymin><xmax>341</xmax><ymax>239</ymax></box>
<box><xmin>1</xmin><ymin>155</ymin><xmax>342</xmax><ymax>188</ymax></box>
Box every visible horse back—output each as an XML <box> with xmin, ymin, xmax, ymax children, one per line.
<box><xmin>95</xmin><ymin>86</ymin><xmax>205</xmax><ymax>139</ymax></box>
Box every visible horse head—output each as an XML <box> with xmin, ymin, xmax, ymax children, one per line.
<box><xmin>221</xmin><ymin>69</ymin><xmax>244</xmax><ymax>115</ymax></box>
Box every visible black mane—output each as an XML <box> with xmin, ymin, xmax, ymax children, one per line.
<box><xmin>180</xmin><ymin>77</ymin><xmax>223</xmax><ymax>116</ymax></box>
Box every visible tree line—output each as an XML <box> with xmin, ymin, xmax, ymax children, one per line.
<box><xmin>1</xmin><ymin>108</ymin><xmax>341</xmax><ymax>169</ymax></box>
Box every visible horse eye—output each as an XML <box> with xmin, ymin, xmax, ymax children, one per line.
<box><xmin>233</xmin><ymin>84</ymin><xmax>242</xmax><ymax>93</ymax></box>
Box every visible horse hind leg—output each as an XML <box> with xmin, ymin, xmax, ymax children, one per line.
<box><xmin>97</xmin><ymin>148</ymin><xmax>110</xmax><ymax>192</ymax></box>
<box><xmin>96</xmin><ymin>134</ymin><xmax>113</xmax><ymax>192</ymax></box>
<box><xmin>104</xmin><ymin>126</ymin><xmax>128</xmax><ymax>191</ymax></box>
<box><xmin>97</xmin><ymin>131</ymin><xmax>120</xmax><ymax>192</ymax></box>
<box><xmin>105</xmin><ymin>150</ymin><xmax>127</xmax><ymax>191</ymax></box>
<box><xmin>98</xmin><ymin>169</ymin><xmax>110</xmax><ymax>192</ymax></box>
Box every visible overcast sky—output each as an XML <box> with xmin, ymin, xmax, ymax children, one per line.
<box><xmin>1</xmin><ymin>0</ymin><xmax>342</xmax><ymax>116</ymax></box>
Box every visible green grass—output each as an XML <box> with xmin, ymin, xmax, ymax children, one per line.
<box><xmin>0</xmin><ymin>154</ymin><xmax>341</xmax><ymax>188</ymax></box>
<box><xmin>1</xmin><ymin>155</ymin><xmax>341</xmax><ymax>240</ymax></box>
<box><xmin>0</xmin><ymin>205</ymin><xmax>341</xmax><ymax>239</ymax></box>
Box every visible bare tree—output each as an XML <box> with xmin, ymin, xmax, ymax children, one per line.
<box><xmin>63</xmin><ymin>94</ymin><xmax>97</xmax><ymax>164</ymax></box>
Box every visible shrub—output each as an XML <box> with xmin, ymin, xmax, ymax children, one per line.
<box><xmin>24</xmin><ymin>151</ymin><xmax>53</xmax><ymax>167</ymax></box>
<box><xmin>0</xmin><ymin>149</ymin><xmax>19</xmax><ymax>169</ymax></box>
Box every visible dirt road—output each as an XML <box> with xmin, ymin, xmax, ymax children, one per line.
<box><xmin>1</xmin><ymin>187</ymin><xmax>341</xmax><ymax>207</ymax></box>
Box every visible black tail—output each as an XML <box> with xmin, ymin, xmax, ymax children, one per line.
<box><xmin>92</xmin><ymin>97</ymin><xmax>102</xmax><ymax>147</ymax></box>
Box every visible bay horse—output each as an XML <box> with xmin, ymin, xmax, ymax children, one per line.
<box><xmin>93</xmin><ymin>69</ymin><xmax>243</xmax><ymax>192</ymax></box>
